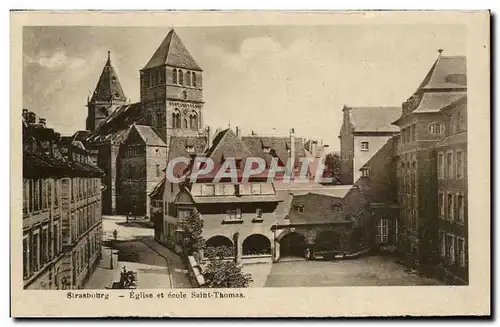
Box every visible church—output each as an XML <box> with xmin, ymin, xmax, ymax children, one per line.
<box><xmin>83</xmin><ymin>29</ymin><xmax>208</xmax><ymax>217</ymax></box>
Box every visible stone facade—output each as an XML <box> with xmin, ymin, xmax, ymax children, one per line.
<box><xmin>23</xmin><ymin>111</ymin><xmax>104</xmax><ymax>290</ymax></box>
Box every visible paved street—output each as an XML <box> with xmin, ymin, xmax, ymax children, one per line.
<box><xmin>85</xmin><ymin>215</ymin><xmax>191</xmax><ymax>289</ymax></box>
<box><xmin>264</xmin><ymin>256</ymin><xmax>441</xmax><ymax>287</ymax></box>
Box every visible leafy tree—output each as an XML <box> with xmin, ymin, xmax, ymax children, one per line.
<box><xmin>323</xmin><ymin>152</ymin><xmax>341</xmax><ymax>183</ymax></box>
<box><xmin>202</xmin><ymin>248</ymin><xmax>253</xmax><ymax>288</ymax></box>
<box><xmin>204</xmin><ymin>245</ymin><xmax>234</xmax><ymax>260</ymax></box>
<box><xmin>178</xmin><ymin>208</ymin><xmax>205</xmax><ymax>256</ymax></box>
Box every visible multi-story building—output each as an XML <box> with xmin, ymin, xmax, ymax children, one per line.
<box><xmin>392</xmin><ymin>51</ymin><xmax>467</xmax><ymax>278</ymax></box>
<box><xmin>23</xmin><ymin>110</ymin><xmax>104</xmax><ymax>290</ymax></box>
<box><xmin>435</xmin><ymin>94</ymin><xmax>468</xmax><ymax>284</ymax></box>
<box><xmin>339</xmin><ymin>105</ymin><xmax>401</xmax><ymax>184</ymax></box>
<box><xmin>84</xmin><ymin>29</ymin><xmax>207</xmax><ymax>217</ymax></box>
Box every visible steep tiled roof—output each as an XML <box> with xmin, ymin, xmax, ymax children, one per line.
<box><xmin>288</xmin><ymin>193</ymin><xmax>352</xmax><ymax>224</ymax></box>
<box><xmin>347</xmin><ymin>106</ymin><xmax>401</xmax><ymax>133</ymax></box>
<box><xmin>91</xmin><ymin>52</ymin><xmax>127</xmax><ymax>103</ymax></box>
<box><xmin>168</xmin><ymin>135</ymin><xmax>208</xmax><ymax>177</ymax></box>
<box><xmin>206</xmin><ymin>129</ymin><xmax>253</xmax><ymax>160</ymax></box>
<box><xmin>421</xmin><ymin>56</ymin><xmax>467</xmax><ymax>90</ymax></box>
<box><xmin>94</xmin><ymin>102</ymin><xmax>142</xmax><ymax>134</ymax></box>
<box><xmin>242</xmin><ymin>135</ymin><xmax>306</xmax><ymax>167</ymax></box>
<box><xmin>142</xmin><ymin>29</ymin><xmax>202</xmax><ymax>71</ymax></box>
<box><xmin>133</xmin><ymin>125</ymin><xmax>167</xmax><ymax>147</ymax></box>
<box><xmin>413</xmin><ymin>92</ymin><xmax>467</xmax><ymax>113</ymax></box>
<box><xmin>435</xmin><ymin>131</ymin><xmax>467</xmax><ymax>148</ymax></box>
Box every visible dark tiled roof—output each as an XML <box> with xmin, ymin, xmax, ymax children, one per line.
<box><xmin>72</xmin><ymin>130</ymin><xmax>91</xmax><ymax>143</ymax></box>
<box><xmin>91</xmin><ymin>54</ymin><xmax>127</xmax><ymax>103</ymax></box>
<box><xmin>241</xmin><ymin>135</ymin><xmax>306</xmax><ymax>167</ymax></box>
<box><xmin>93</xmin><ymin>102</ymin><xmax>142</xmax><ymax>135</ymax></box>
<box><xmin>206</xmin><ymin>129</ymin><xmax>253</xmax><ymax>161</ymax></box>
<box><xmin>142</xmin><ymin>29</ymin><xmax>202</xmax><ymax>71</ymax></box>
<box><xmin>413</xmin><ymin>92</ymin><xmax>466</xmax><ymax>113</ymax></box>
<box><xmin>435</xmin><ymin>131</ymin><xmax>467</xmax><ymax>148</ymax></box>
<box><xmin>133</xmin><ymin>125</ymin><xmax>167</xmax><ymax>147</ymax></box>
<box><xmin>288</xmin><ymin>193</ymin><xmax>351</xmax><ymax>224</ymax></box>
<box><xmin>346</xmin><ymin>106</ymin><xmax>401</xmax><ymax>133</ymax></box>
<box><xmin>421</xmin><ymin>56</ymin><xmax>467</xmax><ymax>90</ymax></box>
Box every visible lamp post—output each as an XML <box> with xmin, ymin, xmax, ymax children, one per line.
<box><xmin>109</xmin><ymin>247</ymin><xmax>114</xmax><ymax>269</ymax></box>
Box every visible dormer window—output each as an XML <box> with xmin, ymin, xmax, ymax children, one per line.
<box><xmin>332</xmin><ymin>203</ymin><xmax>342</xmax><ymax>211</ymax></box>
<box><xmin>361</xmin><ymin>167</ymin><xmax>370</xmax><ymax>177</ymax></box>
<box><xmin>186</xmin><ymin>146</ymin><xmax>195</xmax><ymax>153</ymax></box>
<box><xmin>294</xmin><ymin>205</ymin><xmax>304</xmax><ymax>214</ymax></box>
<box><xmin>263</xmin><ymin>146</ymin><xmax>271</xmax><ymax>154</ymax></box>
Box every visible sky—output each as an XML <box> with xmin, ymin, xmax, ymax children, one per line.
<box><xmin>23</xmin><ymin>25</ymin><xmax>465</xmax><ymax>150</ymax></box>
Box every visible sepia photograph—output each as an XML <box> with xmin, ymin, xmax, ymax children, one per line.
<box><xmin>11</xmin><ymin>10</ymin><xmax>490</xmax><ymax>317</ymax></box>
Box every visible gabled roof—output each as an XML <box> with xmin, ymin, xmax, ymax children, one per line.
<box><xmin>91</xmin><ymin>51</ymin><xmax>127</xmax><ymax>103</ymax></box>
<box><xmin>142</xmin><ymin>29</ymin><xmax>202</xmax><ymax>71</ymax></box>
<box><xmin>133</xmin><ymin>124</ymin><xmax>167</xmax><ymax>147</ymax></box>
<box><xmin>206</xmin><ymin>128</ymin><xmax>253</xmax><ymax>160</ymax></box>
<box><xmin>346</xmin><ymin>106</ymin><xmax>401</xmax><ymax>133</ymax></box>
<box><xmin>149</xmin><ymin>178</ymin><xmax>165</xmax><ymax>198</ymax></box>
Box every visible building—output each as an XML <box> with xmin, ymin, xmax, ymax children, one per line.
<box><xmin>356</xmin><ymin>136</ymin><xmax>400</xmax><ymax>253</ymax></box>
<box><xmin>151</xmin><ymin>127</ymin><xmax>334</xmax><ymax>263</ymax></box>
<box><xmin>435</xmin><ymin>90</ymin><xmax>468</xmax><ymax>284</ymax></box>
<box><xmin>273</xmin><ymin>184</ymin><xmax>368</xmax><ymax>261</ymax></box>
<box><xmin>84</xmin><ymin>29</ymin><xmax>207</xmax><ymax>217</ymax></box>
<box><xmin>23</xmin><ymin>110</ymin><xmax>104</xmax><ymax>290</ymax></box>
<box><xmin>339</xmin><ymin>105</ymin><xmax>401</xmax><ymax>184</ymax></box>
<box><xmin>392</xmin><ymin>51</ymin><xmax>467</xmax><ymax>280</ymax></box>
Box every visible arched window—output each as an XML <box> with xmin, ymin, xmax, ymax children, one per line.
<box><xmin>179</xmin><ymin>70</ymin><xmax>184</xmax><ymax>85</ymax></box>
<box><xmin>186</xmin><ymin>71</ymin><xmax>191</xmax><ymax>86</ymax></box>
<box><xmin>189</xmin><ymin>111</ymin><xmax>198</xmax><ymax>130</ymax></box>
<box><xmin>172</xmin><ymin>109</ymin><xmax>181</xmax><ymax>129</ymax></box>
<box><xmin>172</xmin><ymin>69</ymin><xmax>177</xmax><ymax>84</ymax></box>
<box><xmin>183</xmin><ymin>119</ymin><xmax>188</xmax><ymax>129</ymax></box>
<box><xmin>428</xmin><ymin>122</ymin><xmax>444</xmax><ymax>135</ymax></box>
<box><xmin>192</xmin><ymin>72</ymin><xmax>196</xmax><ymax>87</ymax></box>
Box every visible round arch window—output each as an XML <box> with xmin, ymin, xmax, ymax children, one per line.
<box><xmin>428</xmin><ymin>122</ymin><xmax>445</xmax><ymax>135</ymax></box>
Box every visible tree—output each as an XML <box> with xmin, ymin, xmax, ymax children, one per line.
<box><xmin>178</xmin><ymin>208</ymin><xmax>205</xmax><ymax>256</ymax></box>
<box><xmin>202</xmin><ymin>247</ymin><xmax>253</xmax><ymax>288</ymax></box>
<box><xmin>323</xmin><ymin>152</ymin><xmax>341</xmax><ymax>184</ymax></box>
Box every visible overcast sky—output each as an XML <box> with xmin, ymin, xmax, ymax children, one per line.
<box><xmin>23</xmin><ymin>25</ymin><xmax>465</xmax><ymax>150</ymax></box>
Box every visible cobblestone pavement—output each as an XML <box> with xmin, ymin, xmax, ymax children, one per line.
<box><xmin>264</xmin><ymin>256</ymin><xmax>441</xmax><ymax>287</ymax></box>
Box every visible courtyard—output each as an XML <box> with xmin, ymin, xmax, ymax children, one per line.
<box><xmin>263</xmin><ymin>256</ymin><xmax>441</xmax><ymax>287</ymax></box>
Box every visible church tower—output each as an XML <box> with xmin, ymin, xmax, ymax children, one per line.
<box><xmin>139</xmin><ymin>29</ymin><xmax>204</xmax><ymax>145</ymax></box>
<box><xmin>86</xmin><ymin>51</ymin><xmax>127</xmax><ymax>131</ymax></box>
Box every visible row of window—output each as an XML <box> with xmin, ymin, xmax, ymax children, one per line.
<box><xmin>74</xmin><ymin>233</ymin><xmax>101</xmax><ymax>276</ymax></box>
<box><xmin>23</xmin><ymin>177</ymin><xmax>100</xmax><ymax>214</ymax></box>
<box><xmin>142</xmin><ymin>68</ymin><xmax>199</xmax><ymax>88</ymax></box>
<box><xmin>72</xmin><ymin>202</ymin><xmax>101</xmax><ymax>242</ymax></box>
<box><xmin>198</xmin><ymin>183</ymin><xmax>267</xmax><ymax>197</ymax></box>
<box><xmin>438</xmin><ymin>192</ymin><xmax>466</xmax><ymax>223</ymax></box>
<box><xmin>23</xmin><ymin>223</ymin><xmax>61</xmax><ymax>280</ymax></box>
<box><xmin>293</xmin><ymin>203</ymin><xmax>342</xmax><ymax>214</ymax></box>
<box><xmin>438</xmin><ymin>150</ymin><xmax>466</xmax><ymax>180</ymax></box>
<box><xmin>172</xmin><ymin>69</ymin><xmax>197</xmax><ymax>87</ymax></box>
<box><xmin>225</xmin><ymin>208</ymin><xmax>263</xmax><ymax>221</ymax></box>
<box><xmin>401</xmin><ymin>172</ymin><xmax>417</xmax><ymax>195</ymax></box>
<box><xmin>401</xmin><ymin>124</ymin><xmax>417</xmax><ymax>144</ymax></box>
<box><xmin>439</xmin><ymin>231</ymin><xmax>466</xmax><ymax>267</ymax></box>
<box><xmin>172</xmin><ymin>109</ymin><xmax>198</xmax><ymax>130</ymax></box>
<box><xmin>126</xmin><ymin>145</ymin><xmax>144</xmax><ymax>157</ymax></box>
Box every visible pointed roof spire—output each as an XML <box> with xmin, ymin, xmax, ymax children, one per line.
<box><xmin>142</xmin><ymin>29</ymin><xmax>202</xmax><ymax>71</ymax></box>
<box><xmin>438</xmin><ymin>48</ymin><xmax>444</xmax><ymax>54</ymax></box>
<box><xmin>90</xmin><ymin>51</ymin><xmax>127</xmax><ymax>103</ymax></box>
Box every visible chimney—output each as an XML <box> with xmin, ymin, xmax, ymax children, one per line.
<box><xmin>311</xmin><ymin>140</ymin><xmax>318</xmax><ymax>158</ymax></box>
<box><xmin>236</xmin><ymin>126</ymin><xmax>241</xmax><ymax>139</ymax></box>
<box><xmin>39</xmin><ymin>117</ymin><xmax>47</xmax><ymax>128</ymax></box>
<box><xmin>22</xmin><ymin>109</ymin><xmax>29</xmax><ymax>121</ymax></box>
<box><xmin>206</xmin><ymin>126</ymin><xmax>212</xmax><ymax>150</ymax></box>
<box><xmin>289</xmin><ymin>128</ymin><xmax>295</xmax><ymax>175</ymax></box>
<box><xmin>26</xmin><ymin>111</ymin><xmax>37</xmax><ymax>125</ymax></box>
